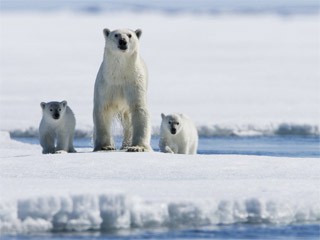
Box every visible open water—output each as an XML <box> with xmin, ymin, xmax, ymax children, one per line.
<box><xmin>3</xmin><ymin>223</ymin><xmax>320</xmax><ymax>240</ymax></box>
<box><xmin>15</xmin><ymin>135</ymin><xmax>320</xmax><ymax>158</ymax></box>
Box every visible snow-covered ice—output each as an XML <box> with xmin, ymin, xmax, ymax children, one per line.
<box><xmin>0</xmin><ymin>131</ymin><xmax>319</xmax><ymax>233</ymax></box>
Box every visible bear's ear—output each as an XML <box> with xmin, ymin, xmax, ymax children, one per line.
<box><xmin>40</xmin><ymin>102</ymin><xmax>46</xmax><ymax>109</ymax></box>
<box><xmin>103</xmin><ymin>28</ymin><xmax>111</xmax><ymax>38</ymax></box>
<box><xmin>135</xmin><ymin>29</ymin><xmax>142</xmax><ymax>39</ymax></box>
<box><xmin>61</xmin><ymin>100</ymin><xmax>67</xmax><ymax>107</ymax></box>
<box><xmin>161</xmin><ymin>113</ymin><xmax>166</xmax><ymax>120</ymax></box>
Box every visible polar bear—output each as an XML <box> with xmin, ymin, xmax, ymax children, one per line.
<box><xmin>93</xmin><ymin>28</ymin><xmax>151</xmax><ymax>152</ymax></box>
<box><xmin>159</xmin><ymin>113</ymin><xmax>198</xmax><ymax>154</ymax></box>
<box><xmin>39</xmin><ymin>101</ymin><xmax>76</xmax><ymax>154</ymax></box>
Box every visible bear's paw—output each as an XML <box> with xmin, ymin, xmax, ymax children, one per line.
<box><xmin>126</xmin><ymin>146</ymin><xmax>148</xmax><ymax>152</ymax></box>
<box><xmin>94</xmin><ymin>146</ymin><xmax>116</xmax><ymax>152</ymax></box>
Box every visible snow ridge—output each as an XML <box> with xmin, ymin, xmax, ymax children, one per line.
<box><xmin>9</xmin><ymin>123</ymin><xmax>320</xmax><ymax>139</ymax></box>
<box><xmin>1</xmin><ymin>193</ymin><xmax>319</xmax><ymax>233</ymax></box>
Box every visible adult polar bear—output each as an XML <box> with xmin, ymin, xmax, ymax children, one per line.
<box><xmin>93</xmin><ymin>28</ymin><xmax>152</xmax><ymax>152</ymax></box>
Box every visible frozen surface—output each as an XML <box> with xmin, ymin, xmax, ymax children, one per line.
<box><xmin>0</xmin><ymin>132</ymin><xmax>319</xmax><ymax>233</ymax></box>
<box><xmin>0</xmin><ymin>13</ymin><xmax>319</xmax><ymax>137</ymax></box>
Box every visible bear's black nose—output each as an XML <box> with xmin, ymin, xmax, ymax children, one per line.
<box><xmin>171</xmin><ymin>128</ymin><xmax>176</xmax><ymax>135</ymax></box>
<box><xmin>53</xmin><ymin>113</ymin><xmax>60</xmax><ymax>119</ymax></box>
<box><xmin>119</xmin><ymin>38</ymin><xmax>127</xmax><ymax>47</ymax></box>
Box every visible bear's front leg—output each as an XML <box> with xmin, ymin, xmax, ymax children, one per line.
<box><xmin>120</xmin><ymin>110</ymin><xmax>132</xmax><ymax>150</ymax></box>
<box><xmin>93</xmin><ymin>104</ymin><xmax>116</xmax><ymax>151</ymax></box>
<box><xmin>159</xmin><ymin>137</ymin><xmax>174</xmax><ymax>153</ymax></box>
<box><xmin>178</xmin><ymin>143</ymin><xmax>188</xmax><ymax>154</ymax></box>
<box><xmin>127</xmin><ymin>104</ymin><xmax>152</xmax><ymax>152</ymax></box>
<box><xmin>40</xmin><ymin>131</ymin><xmax>56</xmax><ymax>154</ymax></box>
<box><xmin>56</xmin><ymin>134</ymin><xmax>69</xmax><ymax>153</ymax></box>
<box><xmin>164</xmin><ymin>146</ymin><xmax>174</xmax><ymax>154</ymax></box>
<box><xmin>56</xmin><ymin>130</ymin><xmax>76</xmax><ymax>153</ymax></box>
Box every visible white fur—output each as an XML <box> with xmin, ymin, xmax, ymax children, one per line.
<box><xmin>159</xmin><ymin>113</ymin><xmax>198</xmax><ymax>154</ymax></box>
<box><xmin>93</xmin><ymin>28</ymin><xmax>151</xmax><ymax>152</ymax></box>
<box><xmin>39</xmin><ymin>101</ymin><xmax>76</xmax><ymax>154</ymax></box>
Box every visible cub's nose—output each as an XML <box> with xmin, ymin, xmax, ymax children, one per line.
<box><xmin>170</xmin><ymin>128</ymin><xmax>177</xmax><ymax>135</ymax></box>
<box><xmin>119</xmin><ymin>38</ymin><xmax>127</xmax><ymax>46</ymax></box>
<box><xmin>53</xmin><ymin>113</ymin><xmax>60</xmax><ymax>119</ymax></box>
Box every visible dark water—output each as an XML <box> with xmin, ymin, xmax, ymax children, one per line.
<box><xmin>15</xmin><ymin>135</ymin><xmax>320</xmax><ymax>158</ymax></box>
<box><xmin>197</xmin><ymin>136</ymin><xmax>320</xmax><ymax>158</ymax></box>
<box><xmin>2</xmin><ymin>224</ymin><xmax>320</xmax><ymax>240</ymax></box>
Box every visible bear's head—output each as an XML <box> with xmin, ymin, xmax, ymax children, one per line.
<box><xmin>103</xmin><ymin>28</ymin><xmax>142</xmax><ymax>55</ymax></box>
<box><xmin>40</xmin><ymin>101</ymin><xmax>68</xmax><ymax>121</ymax></box>
<box><xmin>161</xmin><ymin>113</ymin><xmax>183</xmax><ymax>135</ymax></box>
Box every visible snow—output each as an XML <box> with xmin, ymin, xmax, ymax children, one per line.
<box><xmin>0</xmin><ymin>12</ymin><xmax>319</xmax><ymax>233</ymax></box>
<box><xmin>0</xmin><ymin>132</ymin><xmax>319</xmax><ymax>233</ymax></box>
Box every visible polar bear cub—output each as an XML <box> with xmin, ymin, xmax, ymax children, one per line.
<box><xmin>39</xmin><ymin>101</ymin><xmax>76</xmax><ymax>154</ymax></box>
<box><xmin>159</xmin><ymin>113</ymin><xmax>198</xmax><ymax>154</ymax></box>
<box><xmin>93</xmin><ymin>28</ymin><xmax>151</xmax><ymax>152</ymax></box>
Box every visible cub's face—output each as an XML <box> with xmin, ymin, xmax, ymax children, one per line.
<box><xmin>161</xmin><ymin>113</ymin><xmax>182</xmax><ymax>135</ymax></box>
<box><xmin>40</xmin><ymin>101</ymin><xmax>67</xmax><ymax>121</ymax></box>
<box><xmin>103</xmin><ymin>28</ymin><xmax>142</xmax><ymax>55</ymax></box>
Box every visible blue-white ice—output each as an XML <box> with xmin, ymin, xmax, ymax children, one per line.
<box><xmin>1</xmin><ymin>193</ymin><xmax>319</xmax><ymax>233</ymax></box>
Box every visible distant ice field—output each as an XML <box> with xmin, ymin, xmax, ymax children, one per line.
<box><xmin>0</xmin><ymin>12</ymin><xmax>319</xmax><ymax>137</ymax></box>
<box><xmin>1</xmin><ymin>0</ymin><xmax>319</xmax><ymax>15</ymax></box>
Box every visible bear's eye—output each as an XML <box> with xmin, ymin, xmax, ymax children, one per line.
<box><xmin>58</xmin><ymin>109</ymin><xmax>61</xmax><ymax>111</ymax></box>
<box><xmin>50</xmin><ymin>109</ymin><xmax>53</xmax><ymax>112</ymax></box>
<box><xmin>115</xmin><ymin>34</ymin><xmax>119</xmax><ymax>38</ymax></box>
<box><xmin>127</xmin><ymin>33</ymin><xmax>132</xmax><ymax>38</ymax></box>
<box><xmin>176</xmin><ymin>122</ymin><xmax>179</xmax><ymax>125</ymax></box>
<box><xmin>168</xmin><ymin>121</ymin><xmax>172</xmax><ymax>124</ymax></box>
